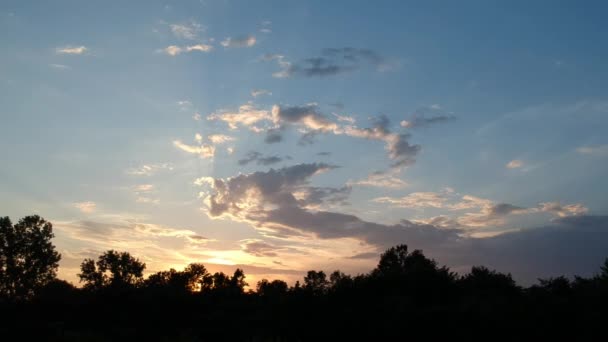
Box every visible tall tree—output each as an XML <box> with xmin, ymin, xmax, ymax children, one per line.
<box><xmin>78</xmin><ymin>250</ymin><xmax>145</xmax><ymax>290</ymax></box>
<box><xmin>0</xmin><ymin>215</ymin><xmax>61</xmax><ymax>299</ymax></box>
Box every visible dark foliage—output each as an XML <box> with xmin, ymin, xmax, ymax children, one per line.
<box><xmin>2</xmin><ymin>215</ymin><xmax>608</xmax><ymax>340</ymax></box>
<box><xmin>0</xmin><ymin>215</ymin><xmax>61</xmax><ymax>300</ymax></box>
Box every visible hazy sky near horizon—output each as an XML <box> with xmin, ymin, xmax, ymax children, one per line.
<box><xmin>1</xmin><ymin>0</ymin><xmax>608</xmax><ymax>285</ymax></box>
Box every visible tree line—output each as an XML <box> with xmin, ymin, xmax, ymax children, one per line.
<box><xmin>2</xmin><ymin>215</ymin><xmax>608</xmax><ymax>340</ymax></box>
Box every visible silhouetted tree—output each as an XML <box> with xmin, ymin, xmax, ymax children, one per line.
<box><xmin>145</xmin><ymin>263</ymin><xmax>208</xmax><ymax>293</ymax></box>
<box><xmin>0</xmin><ymin>215</ymin><xmax>61</xmax><ymax>300</ymax></box>
<box><xmin>460</xmin><ymin>266</ymin><xmax>519</xmax><ymax>295</ymax></box>
<box><xmin>303</xmin><ymin>270</ymin><xmax>329</xmax><ymax>294</ymax></box>
<box><xmin>257</xmin><ymin>279</ymin><xmax>288</xmax><ymax>298</ymax></box>
<box><xmin>201</xmin><ymin>269</ymin><xmax>248</xmax><ymax>295</ymax></box>
<box><xmin>78</xmin><ymin>250</ymin><xmax>145</xmax><ymax>290</ymax></box>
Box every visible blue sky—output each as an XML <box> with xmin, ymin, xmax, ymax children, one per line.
<box><xmin>1</xmin><ymin>0</ymin><xmax>608</xmax><ymax>285</ymax></box>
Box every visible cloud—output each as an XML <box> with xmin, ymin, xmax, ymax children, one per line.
<box><xmin>333</xmin><ymin>113</ymin><xmax>356</xmax><ymax>124</ymax></box>
<box><xmin>74</xmin><ymin>201</ymin><xmax>96</xmax><ymax>213</ymax></box>
<box><xmin>263</xmin><ymin>47</ymin><xmax>390</xmax><ymax>78</ymax></box>
<box><xmin>173</xmin><ymin>140</ymin><xmax>215</xmax><ymax>158</ymax></box>
<box><xmin>445</xmin><ymin>215</ymin><xmax>608</xmax><ymax>283</ymax></box>
<box><xmin>196</xmin><ymin>163</ymin><xmax>461</xmax><ymax>248</ymax></box>
<box><xmin>374</xmin><ymin>189</ymin><xmax>588</xmax><ymax>228</ymax></box>
<box><xmin>208</xmin><ymin>134</ymin><xmax>235</xmax><ymax>144</ymax></box>
<box><xmin>342</xmin><ymin>115</ymin><xmax>420</xmax><ymax>168</ymax></box>
<box><xmin>126</xmin><ymin>163</ymin><xmax>173</xmax><ymax>176</ymax></box>
<box><xmin>374</xmin><ymin>192</ymin><xmax>446</xmax><ymax>208</ymax></box>
<box><xmin>506</xmin><ymin>159</ymin><xmax>524</xmax><ymax>169</ymax></box>
<box><xmin>351</xmin><ymin>171</ymin><xmax>408</xmax><ymax>189</ymax></box>
<box><xmin>240</xmin><ymin>239</ymin><xmax>281</xmax><ymax>257</ymax></box>
<box><xmin>192</xmin><ymin>112</ymin><xmax>202</xmax><ymax>121</ymax></box>
<box><xmin>251</xmin><ymin>89</ymin><xmax>272</xmax><ymax>97</ymax></box>
<box><xmin>538</xmin><ymin>202</ymin><xmax>588</xmax><ymax>217</ymax></box>
<box><xmin>193</xmin><ymin>165</ymin><xmax>606</xmax><ymax>284</ymax></box>
<box><xmin>238</xmin><ymin>151</ymin><xmax>285</xmax><ymax>166</ymax></box>
<box><xmin>317</xmin><ymin>152</ymin><xmax>331</xmax><ymax>157</ymax></box>
<box><xmin>162</xmin><ymin>44</ymin><xmax>213</xmax><ymax>56</ymax></box>
<box><xmin>271</xmin><ymin>104</ymin><xmax>341</xmax><ymax>134</ymax></box>
<box><xmin>136</xmin><ymin>197</ymin><xmax>160</xmax><ymax>205</ymax></box>
<box><xmin>170</xmin><ymin>21</ymin><xmax>202</xmax><ymax>40</ymax></box>
<box><xmin>260</xmin><ymin>54</ymin><xmax>293</xmax><ymax>78</ymax></box>
<box><xmin>56</xmin><ymin>46</ymin><xmax>87</xmax><ymax>55</ymax></box>
<box><xmin>49</xmin><ymin>64</ymin><xmax>70</xmax><ymax>70</ymax></box>
<box><xmin>209</xmin><ymin>102</ymin><xmax>420</xmax><ymax>168</ymax></box>
<box><xmin>259</xmin><ymin>20</ymin><xmax>272</xmax><ymax>34</ymax></box>
<box><xmin>221</xmin><ymin>35</ymin><xmax>256</xmax><ymax>48</ymax></box>
<box><xmin>207</xmin><ymin>104</ymin><xmax>271</xmax><ymax>130</ymax></box>
<box><xmin>577</xmin><ymin>144</ymin><xmax>608</xmax><ymax>156</ymax></box>
<box><xmin>264</xmin><ymin>129</ymin><xmax>283</xmax><ymax>144</ymax></box>
<box><xmin>134</xmin><ymin>184</ymin><xmax>154</xmax><ymax>192</ymax></box>
<box><xmin>400</xmin><ymin>105</ymin><xmax>456</xmax><ymax>128</ymax></box>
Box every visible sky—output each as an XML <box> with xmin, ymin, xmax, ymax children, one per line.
<box><xmin>1</xmin><ymin>0</ymin><xmax>608</xmax><ymax>286</ymax></box>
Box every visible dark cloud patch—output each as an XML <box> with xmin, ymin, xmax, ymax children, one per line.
<box><xmin>488</xmin><ymin>203</ymin><xmax>527</xmax><ymax>216</ymax></box>
<box><xmin>238</xmin><ymin>151</ymin><xmax>285</xmax><ymax>166</ymax></box>
<box><xmin>401</xmin><ymin>106</ymin><xmax>456</xmax><ymax>129</ymax></box>
<box><xmin>296</xmin><ymin>186</ymin><xmax>351</xmax><ymax>207</ymax></box>
<box><xmin>317</xmin><ymin>152</ymin><xmax>331</xmax><ymax>156</ymax></box>
<box><xmin>446</xmin><ymin>215</ymin><xmax>608</xmax><ymax>284</ymax></box>
<box><xmin>264</xmin><ymin>129</ymin><xmax>283</xmax><ymax>144</ymax></box>
<box><xmin>347</xmin><ymin>252</ymin><xmax>379</xmax><ymax>260</ymax></box>
<box><xmin>241</xmin><ymin>239</ymin><xmax>280</xmax><ymax>257</ymax></box>
<box><xmin>266</xmin><ymin>47</ymin><xmax>390</xmax><ymax>78</ymax></box>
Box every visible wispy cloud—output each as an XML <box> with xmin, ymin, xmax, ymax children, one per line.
<box><xmin>400</xmin><ymin>105</ymin><xmax>456</xmax><ymax>129</ymax></box>
<box><xmin>170</xmin><ymin>20</ymin><xmax>203</xmax><ymax>40</ymax></box>
<box><xmin>251</xmin><ymin>89</ymin><xmax>272</xmax><ymax>97</ymax></box>
<box><xmin>162</xmin><ymin>44</ymin><xmax>213</xmax><ymax>56</ymax></box>
<box><xmin>263</xmin><ymin>47</ymin><xmax>392</xmax><ymax>78</ymax></box>
<box><xmin>350</xmin><ymin>171</ymin><xmax>408</xmax><ymax>189</ymax></box>
<box><xmin>238</xmin><ymin>151</ymin><xmax>285</xmax><ymax>166</ymax></box>
<box><xmin>221</xmin><ymin>35</ymin><xmax>256</xmax><ymax>48</ymax></box>
<box><xmin>74</xmin><ymin>201</ymin><xmax>96</xmax><ymax>213</ymax></box>
<box><xmin>126</xmin><ymin>163</ymin><xmax>173</xmax><ymax>176</ymax></box>
<box><xmin>173</xmin><ymin>140</ymin><xmax>215</xmax><ymax>158</ymax></box>
<box><xmin>49</xmin><ymin>63</ymin><xmax>71</xmax><ymax>70</ymax></box>
<box><xmin>577</xmin><ymin>144</ymin><xmax>608</xmax><ymax>156</ymax></box>
<box><xmin>55</xmin><ymin>45</ymin><xmax>87</xmax><ymax>55</ymax></box>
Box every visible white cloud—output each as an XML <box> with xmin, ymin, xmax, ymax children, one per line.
<box><xmin>207</xmin><ymin>104</ymin><xmax>272</xmax><ymax>130</ymax></box>
<box><xmin>74</xmin><ymin>201</ymin><xmax>96</xmax><ymax>213</ymax></box>
<box><xmin>162</xmin><ymin>44</ymin><xmax>212</xmax><ymax>56</ymax></box>
<box><xmin>192</xmin><ymin>112</ymin><xmax>202</xmax><ymax>121</ymax></box>
<box><xmin>251</xmin><ymin>89</ymin><xmax>272</xmax><ymax>97</ymax></box>
<box><xmin>134</xmin><ymin>184</ymin><xmax>154</xmax><ymax>192</ymax></box>
<box><xmin>350</xmin><ymin>172</ymin><xmax>408</xmax><ymax>189</ymax></box>
<box><xmin>170</xmin><ymin>21</ymin><xmax>202</xmax><ymax>40</ymax></box>
<box><xmin>186</xmin><ymin>44</ymin><xmax>213</xmax><ymax>52</ymax></box>
<box><xmin>56</xmin><ymin>46</ymin><xmax>87</xmax><ymax>55</ymax></box>
<box><xmin>537</xmin><ymin>202</ymin><xmax>588</xmax><ymax>217</ymax></box>
<box><xmin>164</xmin><ymin>45</ymin><xmax>183</xmax><ymax>56</ymax></box>
<box><xmin>208</xmin><ymin>134</ymin><xmax>235</xmax><ymax>144</ymax></box>
<box><xmin>506</xmin><ymin>159</ymin><xmax>524</xmax><ymax>169</ymax></box>
<box><xmin>126</xmin><ymin>163</ymin><xmax>173</xmax><ymax>176</ymax></box>
<box><xmin>173</xmin><ymin>140</ymin><xmax>215</xmax><ymax>158</ymax></box>
<box><xmin>374</xmin><ymin>192</ymin><xmax>447</xmax><ymax>209</ymax></box>
<box><xmin>577</xmin><ymin>145</ymin><xmax>608</xmax><ymax>155</ymax></box>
